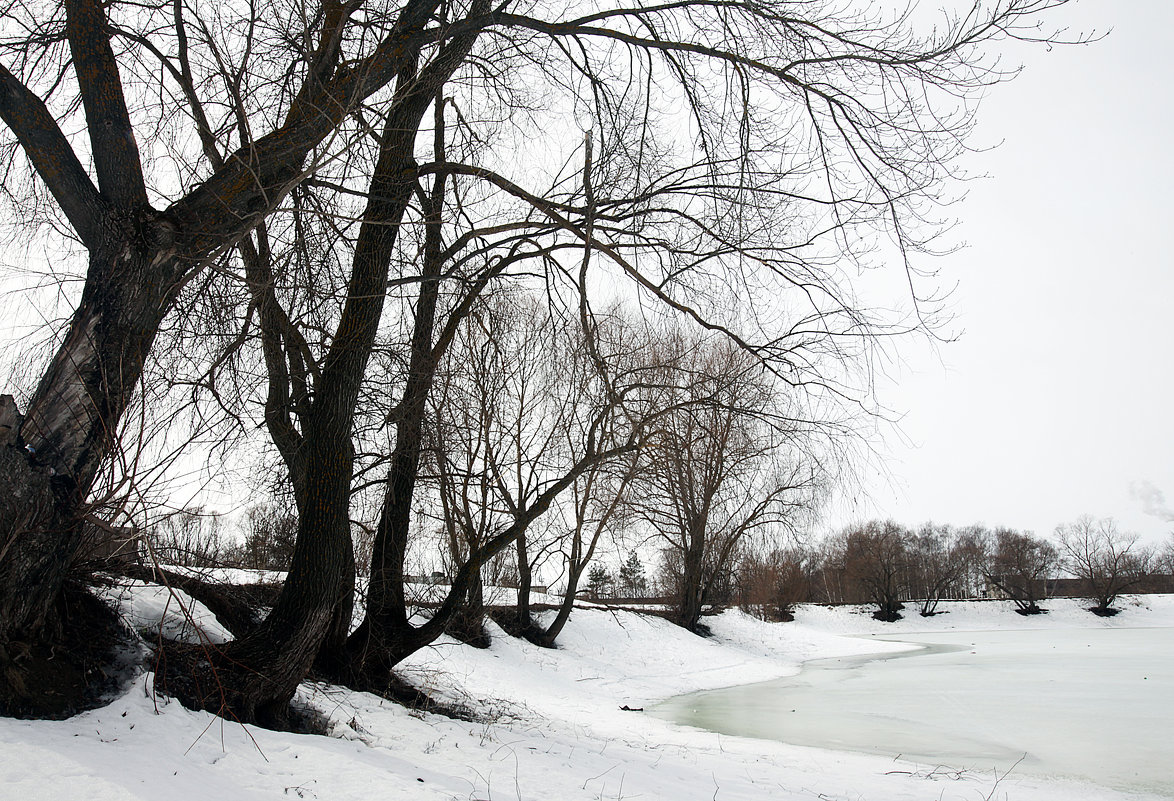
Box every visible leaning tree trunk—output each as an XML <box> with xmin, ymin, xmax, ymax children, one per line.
<box><xmin>538</xmin><ymin>461</ymin><xmax>634</xmax><ymax>648</ymax></box>
<box><xmin>1</xmin><ymin>230</ymin><xmax>183</xmax><ymax>713</ymax></box>
<box><xmin>514</xmin><ymin>530</ymin><xmax>537</xmax><ymax>632</ymax></box>
<box><xmin>537</xmin><ymin>558</ymin><xmax>587</xmax><ymax>647</ymax></box>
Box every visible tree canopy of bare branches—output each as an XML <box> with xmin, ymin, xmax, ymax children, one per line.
<box><xmin>0</xmin><ymin>0</ymin><xmax>1081</xmax><ymax>719</ymax></box>
<box><xmin>630</xmin><ymin>336</ymin><xmax>821</xmax><ymax>630</ymax></box>
<box><xmin>1056</xmin><ymin>515</ymin><xmax>1153</xmax><ymax>616</ymax></box>
<box><xmin>976</xmin><ymin>526</ymin><xmax>1058</xmax><ymax>614</ymax></box>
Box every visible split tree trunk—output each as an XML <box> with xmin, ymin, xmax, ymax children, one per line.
<box><xmin>161</xmin><ymin>8</ymin><xmax>492</xmax><ymax>721</ymax></box>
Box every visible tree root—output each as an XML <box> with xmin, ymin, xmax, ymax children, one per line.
<box><xmin>0</xmin><ymin>583</ymin><xmax>137</xmax><ymax>719</ymax></box>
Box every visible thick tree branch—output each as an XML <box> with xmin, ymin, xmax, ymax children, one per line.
<box><xmin>65</xmin><ymin>0</ymin><xmax>148</xmax><ymax>207</ymax></box>
<box><xmin>0</xmin><ymin>62</ymin><xmax>105</xmax><ymax>247</ymax></box>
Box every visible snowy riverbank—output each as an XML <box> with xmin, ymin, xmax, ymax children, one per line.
<box><xmin>3</xmin><ymin>591</ymin><xmax>1173</xmax><ymax>800</ymax></box>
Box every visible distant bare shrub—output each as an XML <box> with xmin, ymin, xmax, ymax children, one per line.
<box><xmin>144</xmin><ymin>507</ymin><xmax>225</xmax><ymax>568</ymax></box>
<box><xmin>737</xmin><ymin>547</ymin><xmax>812</xmax><ymax>621</ymax></box>
<box><xmin>226</xmin><ymin>503</ymin><xmax>298</xmax><ymax>571</ymax></box>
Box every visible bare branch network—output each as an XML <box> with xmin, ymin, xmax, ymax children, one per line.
<box><xmin>0</xmin><ymin>0</ymin><xmax>1085</xmax><ymax>722</ymax></box>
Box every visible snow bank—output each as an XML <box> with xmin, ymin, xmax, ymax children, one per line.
<box><xmin>95</xmin><ymin>580</ymin><xmax>233</xmax><ymax>645</ymax></box>
<box><xmin>3</xmin><ymin>588</ymin><xmax>1171</xmax><ymax>801</ymax></box>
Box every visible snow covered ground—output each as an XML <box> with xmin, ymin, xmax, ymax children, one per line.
<box><xmin>2</xmin><ymin>590</ymin><xmax>1172</xmax><ymax>801</ymax></box>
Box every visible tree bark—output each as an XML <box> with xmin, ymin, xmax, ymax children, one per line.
<box><xmin>678</xmin><ymin>522</ymin><xmax>707</xmax><ymax>631</ymax></box>
<box><xmin>1</xmin><ymin>232</ymin><xmax>179</xmax><ymax>636</ymax></box>
<box><xmin>515</xmin><ymin>530</ymin><xmax>534</xmax><ymax>630</ymax></box>
<box><xmin>536</xmin><ymin>559</ymin><xmax>584</xmax><ymax>647</ymax></box>
<box><xmin>157</xmin><ymin>419</ymin><xmax>356</xmax><ymax>725</ymax></box>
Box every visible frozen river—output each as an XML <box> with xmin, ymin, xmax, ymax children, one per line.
<box><xmin>652</xmin><ymin>627</ymin><xmax>1174</xmax><ymax>796</ymax></box>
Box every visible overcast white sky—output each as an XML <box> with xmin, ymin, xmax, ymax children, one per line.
<box><xmin>1</xmin><ymin>0</ymin><xmax>1167</xmax><ymax>546</ymax></box>
<box><xmin>834</xmin><ymin>1</ymin><xmax>1174</xmax><ymax>544</ymax></box>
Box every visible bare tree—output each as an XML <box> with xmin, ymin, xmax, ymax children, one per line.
<box><xmin>417</xmin><ymin>294</ymin><xmax>542</xmax><ymax>647</ymax></box>
<box><xmin>144</xmin><ymin>507</ymin><xmax>226</xmax><ymax>569</ymax></box>
<box><xmin>343</xmin><ymin>292</ymin><xmax>653</xmax><ymax>679</ymax></box>
<box><xmin>737</xmin><ymin>545</ymin><xmax>815</xmax><ymax>622</ymax></box>
<box><xmin>485</xmin><ymin>304</ymin><xmax>650</xmax><ymax>643</ymax></box>
<box><xmin>1056</xmin><ymin>515</ymin><xmax>1153</xmax><ymax>616</ymax></box>
<box><xmin>836</xmin><ymin>520</ymin><xmax>911</xmax><ymax>621</ymax></box>
<box><xmin>0</xmin><ymin>0</ymin><xmax>1081</xmax><ymax>718</ymax></box>
<box><xmin>1159</xmin><ymin>535</ymin><xmax>1174</xmax><ymax>577</ymax></box>
<box><xmin>974</xmin><ymin>526</ymin><xmax>1058</xmax><ymax>614</ymax></box>
<box><xmin>533</xmin><ymin>429</ymin><xmax>640</xmax><ymax>646</ymax></box>
<box><xmin>630</xmin><ymin>336</ymin><xmax>822</xmax><ymax>631</ymax></box>
<box><xmin>906</xmin><ymin>523</ymin><xmax>972</xmax><ymax>615</ymax></box>
<box><xmin>231</xmin><ymin>503</ymin><xmax>299</xmax><ymax>572</ymax></box>
<box><xmin>475</xmin><ymin>294</ymin><xmax>578</xmax><ymax>636</ymax></box>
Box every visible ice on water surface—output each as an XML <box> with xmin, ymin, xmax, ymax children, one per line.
<box><xmin>653</xmin><ymin>627</ymin><xmax>1174</xmax><ymax>797</ymax></box>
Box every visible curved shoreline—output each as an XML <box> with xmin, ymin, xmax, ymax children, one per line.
<box><xmin>652</xmin><ymin>626</ymin><xmax>1174</xmax><ymax>798</ymax></box>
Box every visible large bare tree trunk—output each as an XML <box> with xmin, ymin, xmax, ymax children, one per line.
<box><xmin>0</xmin><ymin>0</ymin><xmax>172</xmax><ymax>669</ymax></box>
<box><xmin>679</xmin><ymin>533</ymin><xmax>707</xmax><ymax>632</ymax></box>
<box><xmin>1</xmin><ymin>232</ymin><xmax>182</xmax><ymax>713</ymax></box>
<box><xmin>0</xmin><ymin>0</ymin><xmax>472</xmax><ymax>717</ymax></box>
<box><xmin>514</xmin><ymin>531</ymin><xmax>537</xmax><ymax>633</ymax></box>
<box><xmin>158</xmin><ymin>422</ymin><xmax>357</xmax><ymax>725</ymax></box>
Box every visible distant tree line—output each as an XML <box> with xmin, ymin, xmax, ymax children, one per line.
<box><xmin>732</xmin><ymin>517</ymin><xmax>1169</xmax><ymax>622</ymax></box>
<box><xmin>143</xmin><ymin>505</ymin><xmax>299</xmax><ymax>573</ymax></box>
<box><xmin>142</xmin><ymin>502</ymin><xmax>1172</xmax><ymax>633</ymax></box>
